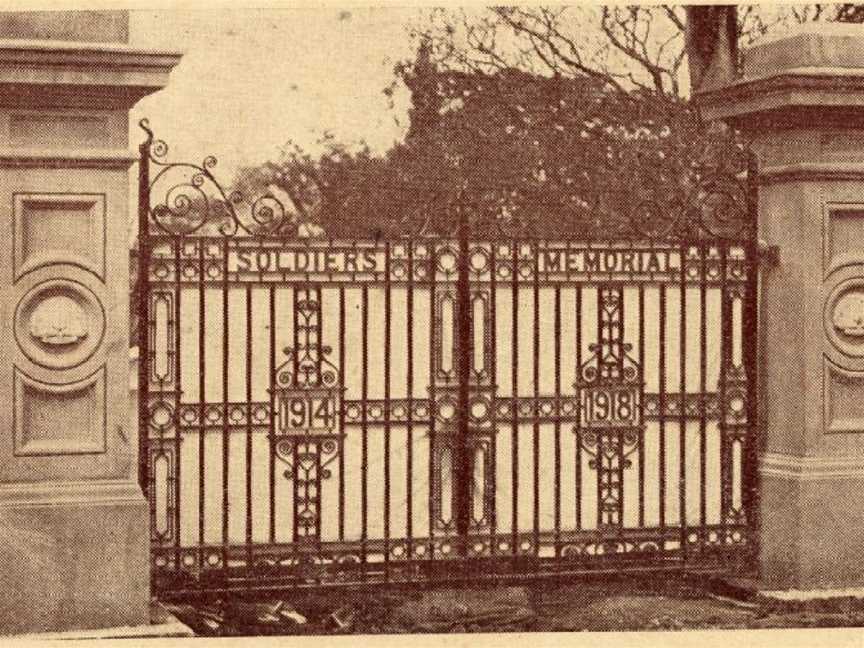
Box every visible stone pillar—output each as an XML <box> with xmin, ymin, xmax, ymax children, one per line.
<box><xmin>0</xmin><ymin>12</ymin><xmax>180</xmax><ymax>633</ymax></box>
<box><xmin>697</xmin><ymin>25</ymin><xmax>864</xmax><ymax>590</ymax></box>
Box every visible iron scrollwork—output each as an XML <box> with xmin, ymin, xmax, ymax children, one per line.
<box><xmin>141</xmin><ymin>119</ymin><xmax>297</xmax><ymax>237</ymax></box>
<box><xmin>141</xmin><ymin>120</ymin><xmax>755</xmax><ymax>241</ymax></box>
<box><xmin>576</xmin><ymin>285</ymin><xmax>643</xmax><ymax>530</ymax></box>
<box><xmin>270</xmin><ymin>285</ymin><xmax>343</xmax><ymax>542</ymax></box>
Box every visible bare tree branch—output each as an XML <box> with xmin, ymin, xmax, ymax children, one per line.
<box><xmin>600</xmin><ymin>6</ymin><xmax>667</xmax><ymax>94</ymax></box>
<box><xmin>410</xmin><ymin>4</ymin><xmax>862</xmax><ymax>104</ymax></box>
<box><xmin>491</xmin><ymin>6</ymin><xmax>631</xmax><ymax>94</ymax></box>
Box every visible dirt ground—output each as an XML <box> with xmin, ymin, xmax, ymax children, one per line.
<box><xmin>164</xmin><ymin>575</ymin><xmax>864</xmax><ymax>635</ymax></box>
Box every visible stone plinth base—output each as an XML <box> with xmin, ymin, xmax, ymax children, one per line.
<box><xmin>760</xmin><ymin>461</ymin><xmax>864</xmax><ymax>589</ymax></box>
<box><xmin>0</xmin><ymin>480</ymin><xmax>149</xmax><ymax>634</ymax></box>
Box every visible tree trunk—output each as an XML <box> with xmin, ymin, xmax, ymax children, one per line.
<box><xmin>685</xmin><ymin>5</ymin><xmax>738</xmax><ymax>93</ymax></box>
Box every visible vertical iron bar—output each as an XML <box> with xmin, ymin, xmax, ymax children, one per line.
<box><xmin>638</xmin><ymin>282</ymin><xmax>645</xmax><ymax>528</ymax></box>
<box><xmin>617</xmin><ymin>425</ymin><xmax>625</xmax><ymax>529</ymax></box>
<box><xmin>291</xmin><ymin>442</ymin><xmax>299</xmax><ymax>544</ymax></box>
<box><xmin>428</xmin><ymin>243</ymin><xmax>437</xmax><ymax>560</ymax></box>
<box><xmin>137</xmin><ymin>136</ymin><xmax>151</xmax><ymax>495</ymax></box>
<box><xmin>338</xmin><ymin>286</ymin><xmax>346</xmax><ymax>541</ymax></box>
<box><xmin>679</xmin><ymin>244</ymin><xmax>688</xmax><ymax>559</ymax></box>
<box><xmin>315</xmin><ymin>288</ymin><xmax>325</xmax><ymax>556</ymax></box>
<box><xmin>268</xmin><ymin>285</ymin><xmax>276</xmax><ymax>544</ymax></box>
<box><xmin>575</xmin><ymin>285</ymin><xmax>582</xmax><ymax>531</ymax></box>
<box><xmin>455</xmin><ymin>207</ymin><xmax>472</xmax><ymax>555</ymax></box>
<box><xmin>384</xmin><ymin>242</ymin><xmax>392</xmax><ymax>576</ymax></box>
<box><xmin>532</xmin><ymin>245</ymin><xmax>540</xmax><ymax>554</ymax></box>
<box><xmin>595</xmin><ymin>286</ymin><xmax>603</xmax><ymax>530</ymax></box>
<box><xmin>221</xmin><ymin>239</ymin><xmax>230</xmax><ymax>556</ymax></box>
<box><xmin>699</xmin><ymin>244</ymin><xmax>708</xmax><ymax>541</ymax></box>
<box><xmin>510</xmin><ymin>240</ymin><xmax>519</xmax><ymax>556</ymax></box>
<box><xmin>245</xmin><ymin>285</ymin><xmax>253</xmax><ymax>569</ymax></box>
<box><xmin>315</xmin><ymin>441</ymin><xmax>323</xmax><ymax>543</ymax></box>
<box><xmin>149</xmin><ymin>294</ymin><xmax>158</xmax><ymax>545</ymax></box>
<box><xmin>198</xmin><ymin>243</ymin><xmax>206</xmax><ymax>552</ymax></box>
<box><xmin>659</xmin><ymin>283</ymin><xmax>667</xmax><ymax>536</ymax></box>
<box><xmin>718</xmin><ymin>245</ymin><xmax>730</xmax><ymax>548</ymax></box>
<box><xmin>744</xmin><ymin>153</ymin><xmax>761</xmax><ymax>567</ymax></box>
<box><xmin>616</xmin><ymin>285</ymin><xmax>625</xmax><ymax>530</ymax></box>
<box><xmin>361</xmin><ymin>284</ymin><xmax>369</xmax><ymax>569</ymax></box>
<box><xmin>489</xmin><ymin>244</ymin><xmax>498</xmax><ymax>555</ymax></box>
<box><xmin>744</xmin><ymin>241</ymin><xmax>760</xmax><ymax>557</ymax></box>
<box><xmin>406</xmin><ymin>242</ymin><xmax>414</xmax><ymax>556</ymax></box>
<box><xmin>291</xmin><ymin>288</ymin><xmax>299</xmax><ymax>544</ymax></box>
<box><xmin>553</xmin><ymin>285</ymin><xmax>562</xmax><ymax>556</ymax></box>
<box><xmin>173</xmin><ymin>238</ymin><xmax>182</xmax><ymax>567</ymax></box>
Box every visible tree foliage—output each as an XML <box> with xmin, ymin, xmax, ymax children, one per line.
<box><xmin>228</xmin><ymin>5</ymin><xmax>864</xmax><ymax>239</ymax></box>
<box><xmin>233</xmin><ymin>51</ymin><xmax>741</xmax><ymax>237</ymax></box>
<box><xmin>414</xmin><ymin>5</ymin><xmax>864</xmax><ymax>97</ymax></box>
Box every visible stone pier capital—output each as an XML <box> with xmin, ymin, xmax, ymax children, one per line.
<box><xmin>0</xmin><ymin>39</ymin><xmax>181</xmax><ymax>109</ymax></box>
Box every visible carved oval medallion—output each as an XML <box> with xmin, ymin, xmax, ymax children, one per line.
<box><xmin>14</xmin><ymin>279</ymin><xmax>105</xmax><ymax>370</ymax></box>
<box><xmin>833</xmin><ymin>291</ymin><xmax>864</xmax><ymax>338</ymax></box>
<box><xmin>29</xmin><ymin>295</ymin><xmax>89</xmax><ymax>345</ymax></box>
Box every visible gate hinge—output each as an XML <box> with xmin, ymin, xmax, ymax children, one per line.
<box><xmin>758</xmin><ymin>240</ymin><xmax>779</xmax><ymax>266</ymax></box>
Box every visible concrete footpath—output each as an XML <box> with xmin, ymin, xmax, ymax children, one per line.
<box><xmin>1</xmin><ymin>601</ymin><xmax>194</xmax><ymax>641</ymax></box>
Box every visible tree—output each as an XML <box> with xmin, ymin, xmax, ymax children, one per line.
<box><xmin>685</xmin><ymin>5</ymin><xmax>738</xmax><ymax>92</ymax></box>
<box><xmin>229</xmin><ymin>49</ymin><xmax>745</xmax><ymax>240</ymax></box>
<box><xmin>412</xmin><ymin>5</ymin><xmax>864</xmax><ymax>98</ymax></box>
<box><xmin>224</xmin><ymin>5</ymin><xmax>864</xmax><ymax>240</ymax></box>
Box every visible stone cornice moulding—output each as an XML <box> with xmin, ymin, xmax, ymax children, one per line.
<box><xmin>695</xmin><ymin>71</ymin><xmax>864</xmax><ymax>124</ymax></box>
<box><xmin>0</xmin><ymin>39</ymin><xmax>182</xmax><ymax>109</ymax></box>
<box><xmin>761</xmin><ymin>451</ymin><xmax>864</xmax><ymax>480</ymax></box>
<box><xmin>0</xmin><ymin>38</ymin><xmax>182</xmax><ymax>65</ymax></box>
<box><xmin>0</xmin><ymin>479</ymin><xmax>144</xmax><ymax>508</ymax></box>
<box><xmin>695</xmin><ymin>28</ymin><xmax>864</xmax><ymax>124</ymax></box>
<box><xmin>0</xmin><ymin>148</ymin><xmax>138</xmax><ymax>169</ymax></box>
<box><xmin>758</xmin><ymin>162</ymin><xmax>864</xmax><ymax>185</ymax></box>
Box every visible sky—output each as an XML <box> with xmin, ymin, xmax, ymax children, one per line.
<box><xmin>128</xmin><ymin>8</ymin><xmax>420</xmax><ymax>180</ymax></box>
<box><xmin>123</xmin><ymin>5</ymin><xmax>809</xmax><ymax>183</ymax></box>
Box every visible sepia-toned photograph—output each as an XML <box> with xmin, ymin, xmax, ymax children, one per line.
<box><xmin>2</xmin><ymin>3</ymin><xmax>864</xmax><ymax>646</ymax></box>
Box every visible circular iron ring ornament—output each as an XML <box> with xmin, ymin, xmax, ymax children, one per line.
<box><xmin>14</xmin><ymin>278</ymin><xmax>105</xmax><ymax>370</ymax></box>
<box><xmin>824</xmin><ymin>275</ymin><xmax>864</xmax><ymax>366</ymax></box>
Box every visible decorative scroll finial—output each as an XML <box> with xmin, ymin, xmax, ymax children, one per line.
<box><xmin>139</xmin><ymin>118</ymin><xmax>154</xmax><ymax>146</ymax></box>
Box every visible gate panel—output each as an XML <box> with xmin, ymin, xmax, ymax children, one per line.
<box><xmin>137</xmin><ymin>125</ymin><xmax>759</xmax><ymax>594</ymax></box>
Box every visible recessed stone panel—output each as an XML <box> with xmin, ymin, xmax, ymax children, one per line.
<box><xmin>824</xmin><ymin>359</ymin><xmax>864</xmax><ymax>434</ymax></box>
<box><xmin>13</xmin><ymin>366</ymin><xmax>106</xmax><ymax>456</ymax></box>
<box><xmin>0</xmin><ymin>10</ymin><xmax>129</xmax><ymax>43</ymax></box>
<box><xmin>825</xmin><ymin>207</ymin><xmax>864</xmax><ymax>276</ymax></box>
<box><xmin>9</xmin><ymin>113</ymin><xmax>111</xmax><ymax>148</ymax></box>
<box><xmin>13</xmin><ymin>193</ymin><xmax>105</xmax><ymax>281</ymax></box>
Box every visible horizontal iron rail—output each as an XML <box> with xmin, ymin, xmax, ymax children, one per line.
<box><xmin>154</xmin><ymin>561</ymin><xmax>746</xmax><ymax>601</ymax></box>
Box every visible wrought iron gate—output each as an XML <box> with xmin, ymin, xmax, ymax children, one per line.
<box><xmin>137</xmin><ymin>122</ymin><xmax>760</xmax><ymax>596</ymax></box>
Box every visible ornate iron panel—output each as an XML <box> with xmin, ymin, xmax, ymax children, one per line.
<box><xmin>137</xmin><ymin>121</ymin><xmax>760</xmax><ymax>595</ymax></box>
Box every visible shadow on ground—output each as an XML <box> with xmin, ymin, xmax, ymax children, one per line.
<box><xmin>164</xmin><ymin>575</ymin><xmax>864</xmax><ymax>635</ymax></box>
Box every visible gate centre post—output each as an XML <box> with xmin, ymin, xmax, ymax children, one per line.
<box><xmin>455</xmin><ymin>199</ymin><xmax>473</xmax><ymax>551</ymax></box>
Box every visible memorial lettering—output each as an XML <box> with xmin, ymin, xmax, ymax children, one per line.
<box><xmin>540</xmin><ymin>249</ymin><xmax>673</xmax><ymax>275</ymax></box>
<box><xmin>582</xmin><ymin>386</ymin><xmax>639</xmax><ymax>427</ymax></box>
<box><xmin>232</xmin><ymin>248</ymin><xmax>380</xmax><ymax>274</ymax></box>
